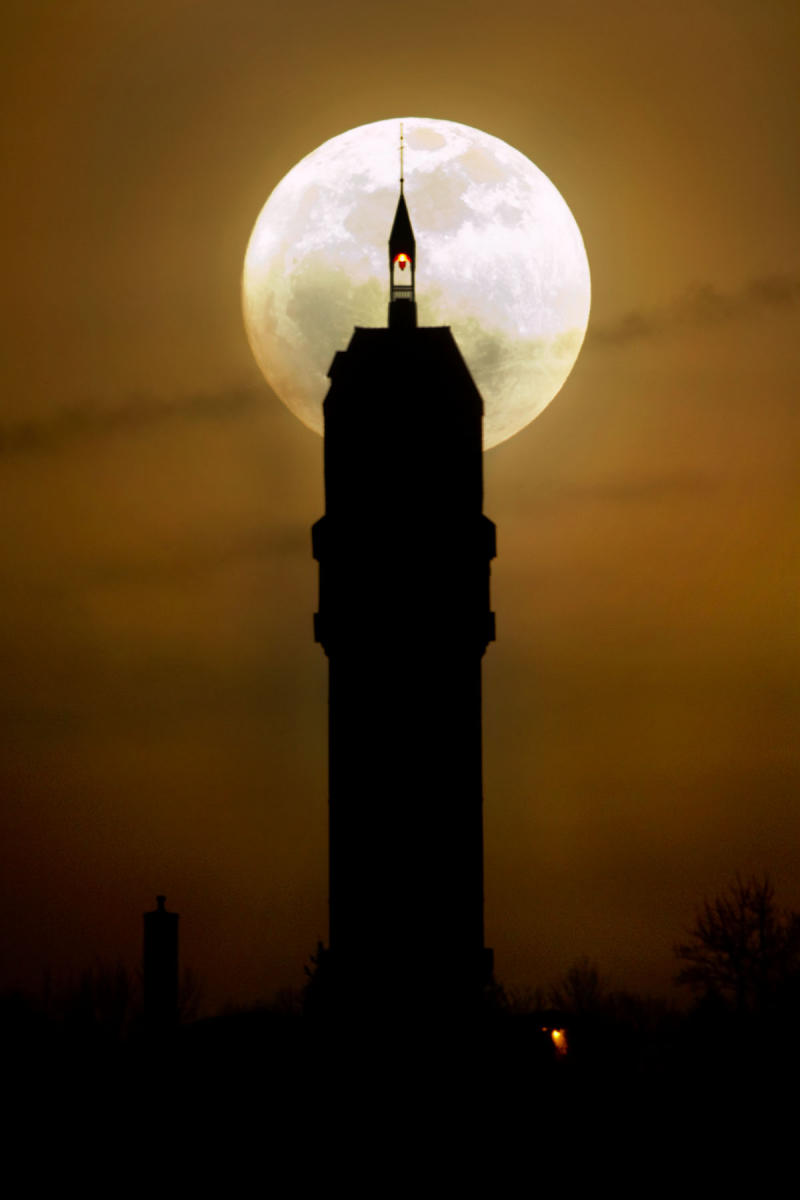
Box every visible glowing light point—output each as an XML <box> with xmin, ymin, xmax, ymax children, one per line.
<box><xmin>550</xmin><ymin>1028</ymin><xmax>568</xmax><ymax>1056</ymax></box>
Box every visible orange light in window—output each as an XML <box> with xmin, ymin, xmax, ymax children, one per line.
<box><xmin>393</xmin><ymin>253</ymin><xmax>410</xmax><ymax>271</ymax></box>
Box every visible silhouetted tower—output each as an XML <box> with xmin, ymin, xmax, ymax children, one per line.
<box><xmin>143</xmin><ymin>894</ymin><xmax>179</xmax><ymax>1033</ymax></box>
<box><xmin>312</xmin><ymin>147</ymin><xmax>496</xmax><ymax>1017</ymax></box>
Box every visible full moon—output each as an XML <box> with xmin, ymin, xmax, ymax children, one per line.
<box><xmin>242</xmin><ymin>118</ymin><xmax>590</xmax><ymax>449</ymax></box>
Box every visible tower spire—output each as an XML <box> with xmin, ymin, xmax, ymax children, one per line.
<box><xmin>388</xmin><ymin>128</ymin><xmax>416</xmax><ymax>329</ymax></box>
<box><xmin>399</xmin><ymin>122</ymin><xmax>404</xmax><ymax>194</ymax></box>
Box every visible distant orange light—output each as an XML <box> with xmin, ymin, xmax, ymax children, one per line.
<box><xmin>394</xmin><ymin>253</ymin><xmax>410</xmax><ymax>271</ymax></box>
<box><xmin>550</xmin><ymin>1028</ymin><xmax>568</xmax><ymax>1056</ymax></box>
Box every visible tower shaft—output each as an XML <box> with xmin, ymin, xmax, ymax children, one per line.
<box><xmin>313</xmin><ymin>326</ymin><xmax>495</xmax><ymax>1014</ymax></box>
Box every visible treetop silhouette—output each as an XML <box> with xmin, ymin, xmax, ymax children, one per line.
<box><xmin>674</xmin><ymin>873</ymin><xmax>800</xmax><ymax>1015</ymax></box>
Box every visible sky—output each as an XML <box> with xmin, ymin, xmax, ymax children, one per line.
<box><xmin>1</xmin><ymin>0</ymin><xmax>798</xmax><ymax>1011</ymax></box>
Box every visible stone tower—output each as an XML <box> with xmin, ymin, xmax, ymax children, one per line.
<box><xmin>312</xmin><ymin>163</ymin><xmax>496</xmax><ymax>1017</ymax></box>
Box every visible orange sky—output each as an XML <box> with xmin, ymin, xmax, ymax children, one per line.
<box><xmin>1</xmin><ymin>1</ymin><xmax>798</xmax><ymax>1010</ymax></box>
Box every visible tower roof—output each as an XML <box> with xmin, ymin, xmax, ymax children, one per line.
<box><xmin>389</xmin><ymin>191</ymin><xmax>415</xmax><ymax>260</ymax></box>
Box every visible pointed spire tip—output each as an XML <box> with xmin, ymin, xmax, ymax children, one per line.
<box><xmin>399</xmin><ymin>122</ymin><xmax>404</xmax><ymax>194</ymax></box>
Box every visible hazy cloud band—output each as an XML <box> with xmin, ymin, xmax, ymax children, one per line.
<box><xmin>591</xmin><ymin>273</ymin><xmax>800</xmax><ymax>346</ymax></box>
<box><xmin>0</xmin><ymin>389</ymin><xmax>262</xmax><ymax>456</ymax></box>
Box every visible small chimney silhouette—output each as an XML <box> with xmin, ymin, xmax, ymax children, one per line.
<box><xmin>143</xmin><ymin>894</ymin><xmax>179</xmax><ymax>1033</ymax></box>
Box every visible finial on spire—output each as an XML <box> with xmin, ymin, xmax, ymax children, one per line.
<box><xmin>388</xmin><ymin>141</ymin><xmax>417</xmax><ymax>328</ymax></box>
<box><xmin>399</xmin><ymin>122</ymin><xmax>404</xmax><ymax>194</ymax></box>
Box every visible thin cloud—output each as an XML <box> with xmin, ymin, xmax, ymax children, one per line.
<box><xmin>591</xmin><ymin>273</ymin><xmax>800</xmax><ymax>346</ymax></box>
<box><xmin>561</xmin><ymin>471</ymin><xmax>712</xmax><ymax>503</ymax></box>
<box><xmin>0</xmin><ymin>389</ymin><xmax>261</xmax><ymax>455</ymax></box>
<box><xmin>86</xmin><ymin>525</ymin><xmax>310</xmax><ymax>586</ymax></box>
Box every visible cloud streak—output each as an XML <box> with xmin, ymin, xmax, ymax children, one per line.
<box><xmin>85</xmin><ymin>525</ymin><xmax>310</xmax><ymax>586</ymax></box>
<box><xmin>591</xmin><ymin>273</ymin><xmax>800</xmax><ymax>346</ymax></box>
<box><xmin>556</xmin><ymin>471</ymin><xmax>713</xmax><ymax>504</ymax></box>
<box><xmin>5</xmin><ymin>272</ymin><xmax>797</xmax><ymax>456</ymax></box>
<box><xmin>0</xmin><ymin>389</ymin><xmax>262</xmax><ymax>456</ymax></box>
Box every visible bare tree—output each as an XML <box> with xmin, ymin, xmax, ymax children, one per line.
<box><xmin>675</xmin><ymin>873</ymin><xmax>800</xmax><ymax>1014</ymax></box>
<box><xmin>549</xmin><ymin>956</ymin><xmax>607</xmax><ymax>1015</ymax></box>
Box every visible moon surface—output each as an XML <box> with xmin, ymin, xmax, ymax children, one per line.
<box><xmin>243</xmin><ymin>118</ymin><xmax>590</xmax><ymax>449</ymax></box>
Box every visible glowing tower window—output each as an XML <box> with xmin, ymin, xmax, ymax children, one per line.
<box><xmin>393</xmin><ymin>252</ymin><xmax>412</xmax><ymax>289</ymax></box>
